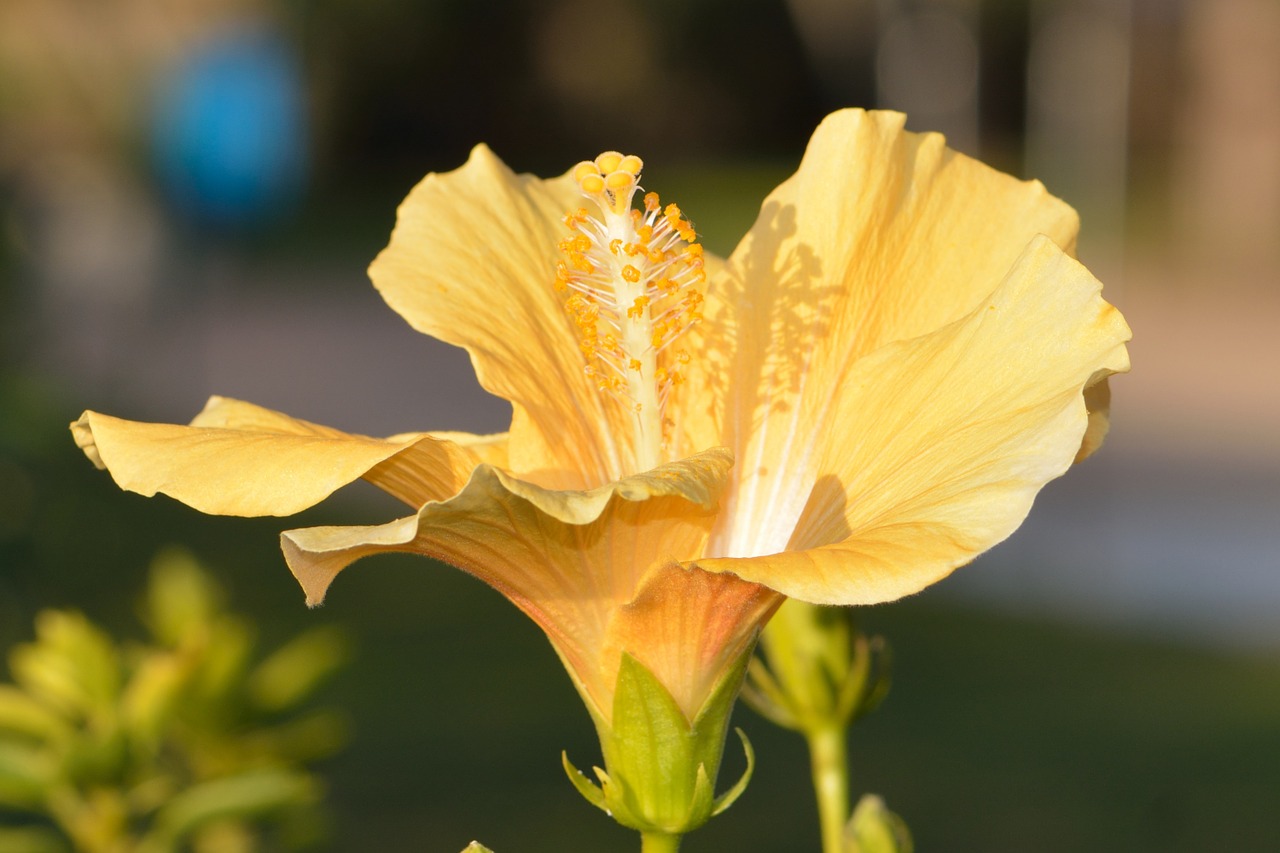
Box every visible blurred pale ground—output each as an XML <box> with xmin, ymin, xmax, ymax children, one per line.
<box><xmin>2</xmin><ymin>0</ymin><xmax>1280</xmax><ymax>850</ymax></box>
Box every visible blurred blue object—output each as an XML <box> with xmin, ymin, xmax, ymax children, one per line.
<box><xmin>151</xmin><ymin>25</ymin><xmax>308</xmax><ymax>227</ymax></box>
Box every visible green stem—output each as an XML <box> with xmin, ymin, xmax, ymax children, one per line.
<box><xmin>639</xmin><ymin>830</ymin><xmax>682</xmax><ymax>853</ymax></box>
<box><xmin>807</xmin><ymin>723</ymin><xmax>850</xmax><ymax>853</ymax></box>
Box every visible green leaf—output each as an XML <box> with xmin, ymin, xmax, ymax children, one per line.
<box><xmin>141</xmin><ymin>548</ymin><xmax>224</xmax><ymax>648</ymax></box>
<box><xmin>141</xmin><ymin>767</ymin><xmax>317</xmax><ymax>853</ymax></box>
<box><xmin>10</xmin><ymin>611</ymin><xmax>120</xmax><ymax>719</ymax></box>
<box><xmin>0</xmin><ymin>740</ymin><xmax>56</xmax><ymax>808</ymax></box>
<box><xmin>0</xmin><ymin>686</ymin><xmax>70</xmax><ymax>744</ymax></box>
<box><xmin>242</xmin><ymin>710</ymin><xmax>350</xmax><ymax>764</ymax></box>
<box><xmin>0</xmin><ymin>826</ymin><xmax>72</xmax><ymax>853</ymax></box>
<box><xmin>121</xmin><ymin>651</ymin><xmax>194</xmax><ymax>749</ymax></box>
<box><xmin>247</xmin><ymin>626</ymin><xmax>350</xmax><ymax>713</ymax></box>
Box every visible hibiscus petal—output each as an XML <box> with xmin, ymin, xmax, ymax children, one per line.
<box><xmin>71</xmin><ymin>397</ymin><xmax>501</xmax><ymax>516</ymax></box>
<box><xmin>607</xmin><ymin>563</ymin><xmax>780</xmax><ymax>721</ymax></box>
<box><xmin>697</xmin><ymin>236</ymin><xmax>1131</xmax><ymax>604</ymax></box>
<box><xmin>699</xmin><ymin>109</ymin><xmax>1087</xmax><ymax>560</ymax></box>
<box><xmin>368</xmin><ymin>145</ymin><xmax>633</xmax><ymax>489</ymax></box>
<box><xmin>281</xmin><ymin>448</ymin><xmax>735</xmax><ymax>720</ymax></box>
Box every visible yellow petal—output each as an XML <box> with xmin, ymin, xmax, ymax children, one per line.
<box><xmin>368</xmin><ymin>145</ymin><xmax>632</xmax><ymax>489</ymax></box>
<box><xmin>1076</xmin><ymin>376</ymin><xmax>1113</xmax><ymax>463</ymax></box>
<box><xmin>281</xmin><ymin>448</ymin><xmax>735</xmax><ymax>720</ymax></box>
<box><xmin>71</xmin><ymin>397</ymin><xmax>501</xmax><ymax>516</ymax></box>
<box><xmin>694</xmin><ymin>109</ymin><xmax>1086</xmax><ymax>562</ymax></box>
<box><xmin>698</xmin><ymin>236</ymin><xmax>1131</xmax><ymax>604</ymax></box>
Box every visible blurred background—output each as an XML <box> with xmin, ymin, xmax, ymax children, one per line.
<box><xmin>2</xmin><ymin>0</ymin><xmax>1278</xmax><ymax>850</ymax></box>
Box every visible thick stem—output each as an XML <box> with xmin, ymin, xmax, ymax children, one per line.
<box><xmin>807</xmin><ymin>723</ymin><xmax>850</xmax><ymax>853</ymax></box>
<box><xmin>639</xmin><ymin>831</ymin><xmax>682</xmax><ymax>853</ymax></box>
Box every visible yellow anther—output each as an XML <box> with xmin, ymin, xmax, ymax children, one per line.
<box><xmin>622</xmin><ymin>265</ymin><xmax>641</xmax><ymax>283</ymax></box>
<box><xmin>605</xmin><ymin>170</ymin><xmax>636</xmax><ymax>192</ymax></box>
<box><xmin>626</xmin><ymin>295</ymin><xmax>650</xmax><ymax>319</ymax></box>
<box><xmin>685</xmin><ymin>243</ymin><xmax>704</xmax><ymax>257</ymax></box>
<box><xmin>637</xmin><ymin>224</ymin><xmax>653</xmax><ymax>242</ymax></box>
<box><xmin>644</xmin><ymin>192</ymin><xmax>660</xmax><ymax>211</ymax></box>
<box><xmin>629</xmin><ymin>358</ymin><xmax>642</xmax><ymax>371</ymax></box>
<box><xmin>677</xmin><ymin>350</ymin><xmax>691</xmax><ymax>365</ymax></box>
<box><xmin>618</xmin><ymin>154</ymin><xmax>644</xmax><ymax>175</ymax></box>
<box><xmin>609</xmin><ymin>238</ymin><xmax>623</xmax><ymax>255</ymax></box>
<box><xmin>655</xmin><ymin>368</ymin><xmax>669</xmax><ymax>383</ymax></box>
<box><xmin>648</xmin><ymin>247</ymin><xmax>665</xmax><ymax>263</ymax></box>
<box><xmin>595</xmin><ymin>151</ymin><xmax>624</xmax><ymax>173</ymax></box>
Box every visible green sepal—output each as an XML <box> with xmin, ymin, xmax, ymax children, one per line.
<box><xmin>846</xmin><ymin>636</ymin><xmax>891</xmax><ymax>724</ymax></box>
<box><xmin>738</xmin><ymin>656</ymin><xmax>799</xmax><ymax>730</ymax></box>
<box><xmin>709</xmin><ymin>728</ymin><xmax>754</xmax><ymax>817</ymax></box>
<box><xmin>572</xmin><ymin>648</ymin><xmax>753</xmax><ymax>835</ymax></box>
<box><xmin>560</xmin><ymin>751</ymin><xmax>608</xmax><ymax>813</ymax></box>
<box><xmin>605</xmin><ymin>652</ymin><xmax>708</xmax><ymax>830</ymax></box>
<box><xmin>744</xmin><ymin>600</ymin><xmax>891</xmax><ymax>737</ymax></box>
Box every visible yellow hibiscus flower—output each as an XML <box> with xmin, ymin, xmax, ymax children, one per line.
<box><xmin>72</xmin><ymin>109</ymin><xmax>1129</xmax><ymax>842</ymax></box>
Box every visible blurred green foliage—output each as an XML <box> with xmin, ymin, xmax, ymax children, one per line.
<box><xmin>0</xmin><ymin>548</ymin><xmax>349</xmax><ymax>853</ymax></box>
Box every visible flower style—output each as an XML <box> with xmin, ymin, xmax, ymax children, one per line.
<box><xmin>72</xmin><ymin>110</ymin><xmax>1130</xmax><ymax>837</ymax></box>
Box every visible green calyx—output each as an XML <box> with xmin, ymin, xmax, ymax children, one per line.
<box><xmin>563</xmin><ymin>651</ymin><xmax>754</xmax><ymax>835</ymax></box>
